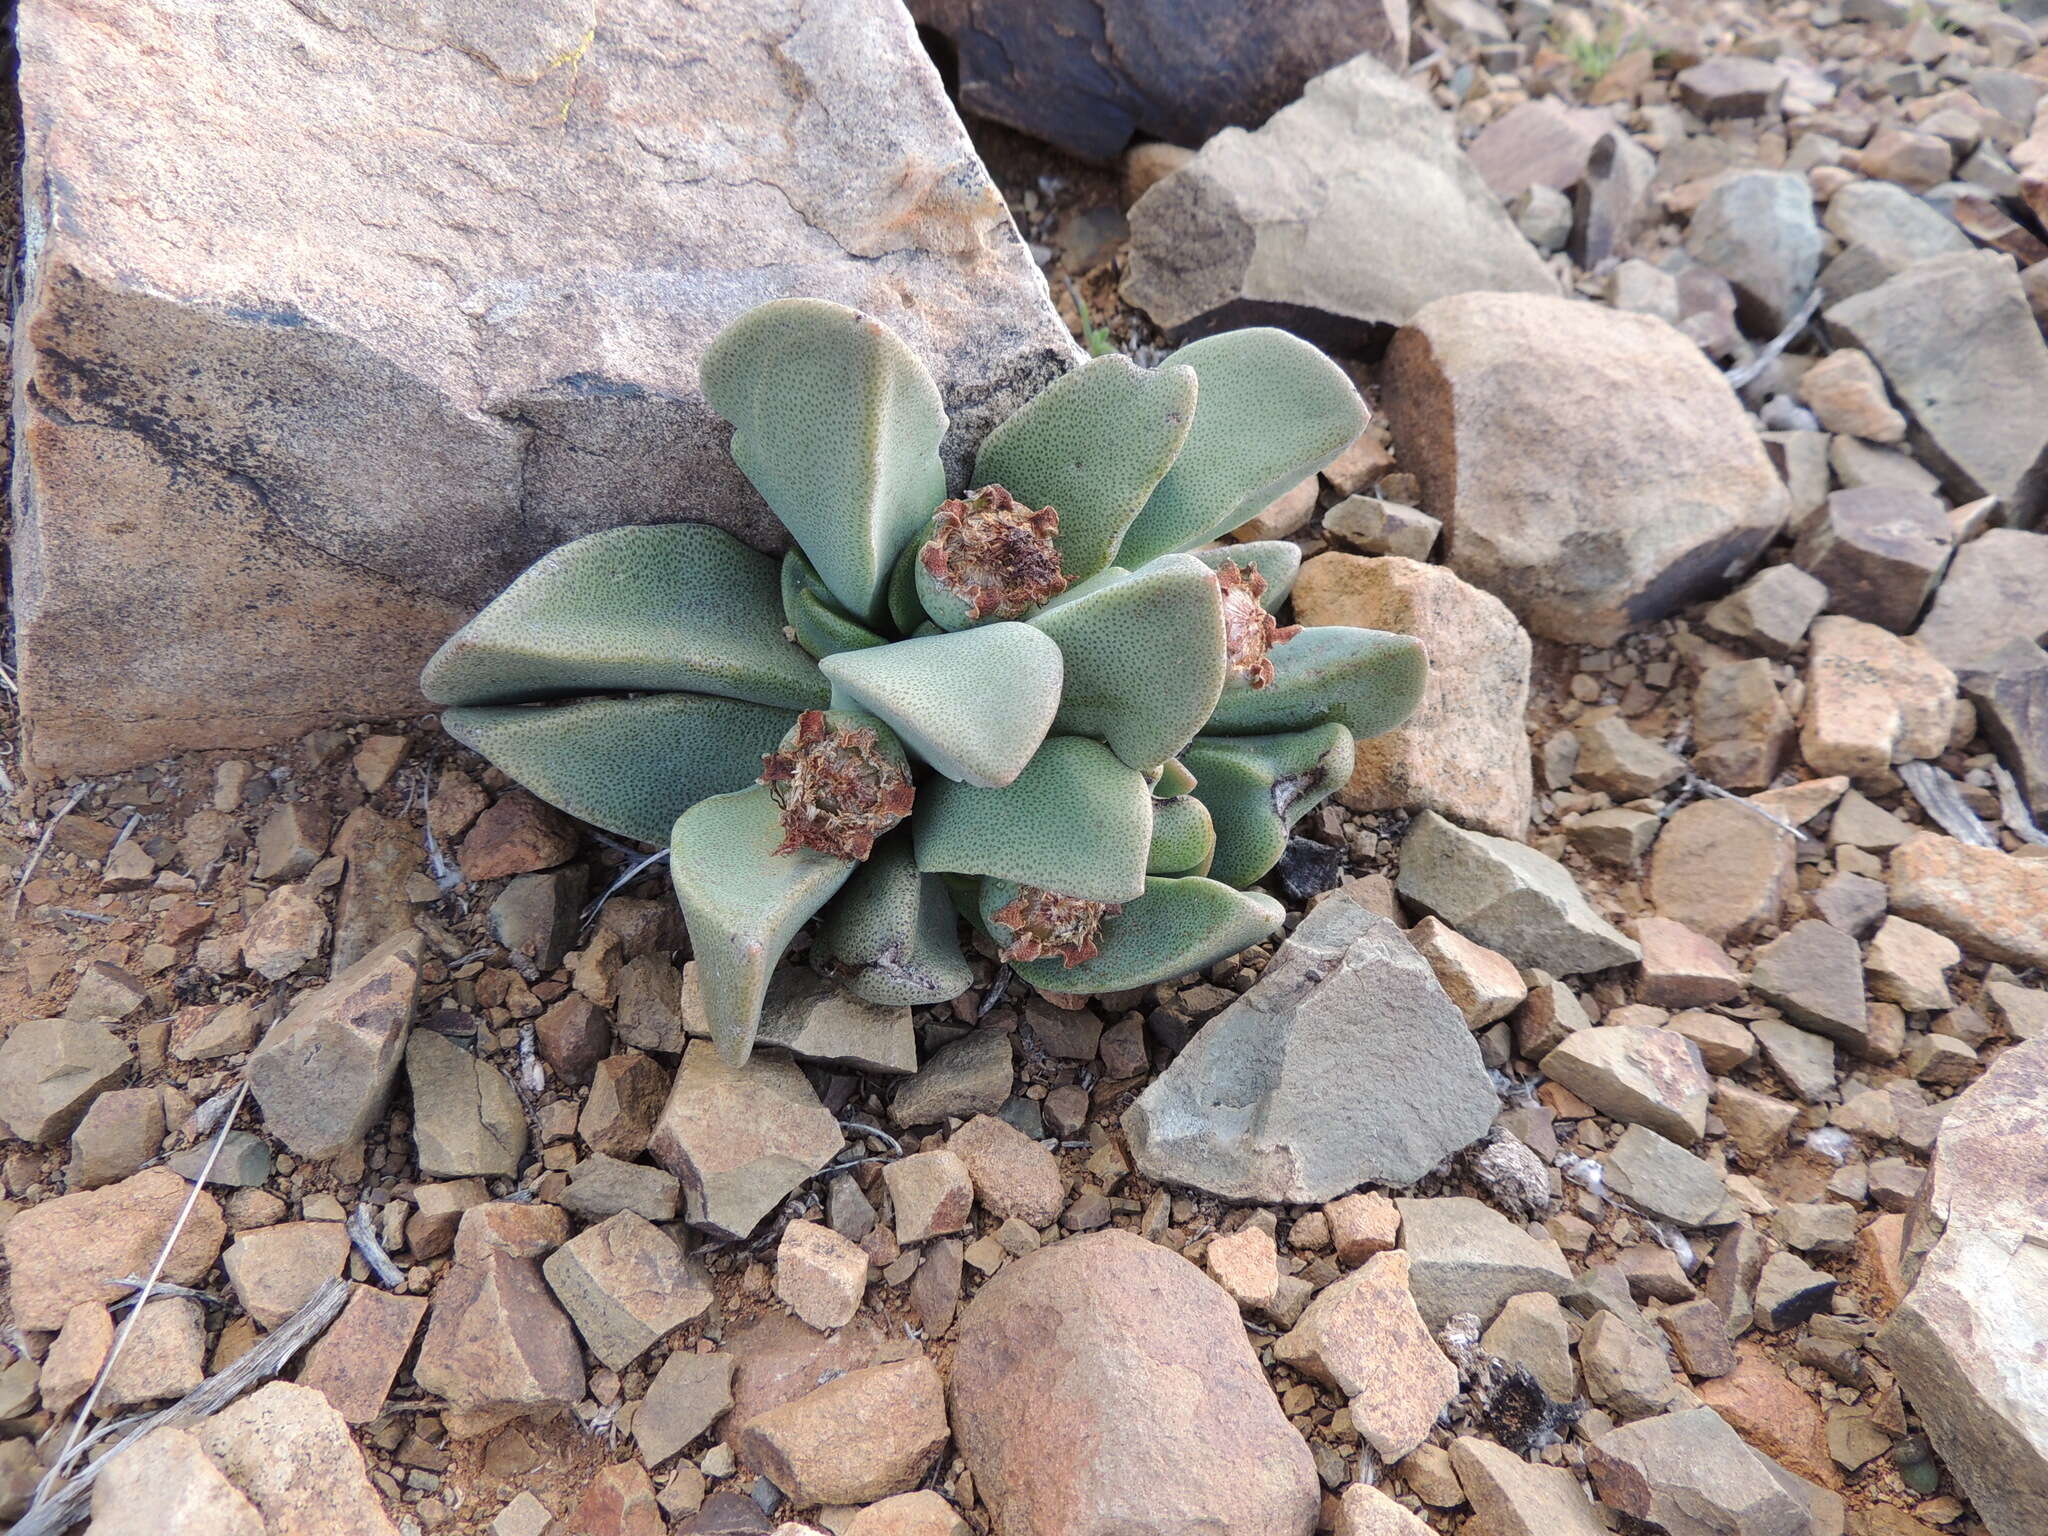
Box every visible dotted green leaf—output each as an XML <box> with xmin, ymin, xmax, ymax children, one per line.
<box><xmin>1116</xmin><ymin>329</ymin><xmax>1367</xmax><ymax>567</ymax></box>
<box><xmin>1154</xmin><ymin>758</ymin><xmax>1199</xmax><ymax>797</ymax></box>
<box><xmin>1204</xmin><ymin>627</ymin><xmax>1427</xmax><ymax>739</ymax></box>
<box><xmin>443</xmin><ymin>693</ymin><xmax>800</xmax><ymax>848</ymax></box>
<box><xmin>915</xmin><ymin>736</ymin><xmax>1152</xmax><ymax>904</ymax></box>
<box><xmin>1147</xmin><ymin>796</ymin><xmax>1216</xmax><ymax>876</ymax></box>
<box><xmin>820</xmin><ymin>624</ymin><xmax>1062</xmax><ymax>788</ymax></box>
<box><xmin>702</xmin><ymin>298</ymin><xmax>947</xmax><ymax>626</ymax></box>
<box><xmin>813</xmin><ymin>830</ymin><xmax>973</xmax><ymax>1007</ymax></box>
<box><xmin>669</xmin><ymin>784</ymin><xmax>856</xmax><ymax>1065</ymax></box>
<box><xmin>988</xmin><ymin>875</ymin><xmax>1284</xmax><ymax>994</ymax></box>
<box><xmin>972</xmin><ymin>353</ymin><xmax>1199</xmax><ymax>584</ymax></box>
<box><xmin>1028</xmin><ymin>554</ymin><xmax>1227</xmax><ymax>772</ymax></box>
<box><xmin>421</xmin><ymin>524</ymin><xmax>828</xmax><ymax>711</ymax></box>
<box><xmin>1181</xmin><ymin>724</ymin><xmax>1356</xmax><ymax>887</ymax></box>
<box><xmin>782</xmin><ymin>550</ymin><xmax>888</xmax><ymax>660</ymax></box>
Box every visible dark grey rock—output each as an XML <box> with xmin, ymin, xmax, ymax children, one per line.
<box><xmin>1915</xmin><ymin>528</ymin><xmax>2048</xmax><ymax>670</ymax></box>
<box><xmin>1792</xmin><ymin>488</ymin><xmax>1953</xmax><ymax>633</ymax></box>
<box><xmin>1274</xmin><ymin>837</ymin><xmax>1344</xmax><ymax>902</ymax></box>
<box><xmin>1755</xmin><ymin>1250</ymin><xmax>1837</xmax><ymax>1331</ymax></box>
<box><xmin>1748</xmin><ymin>920</ymin><xmax>1869</xmax><ymax>1049</ymax></box>
<box><xmin>1959</xmin><ymin>640</ymin><xmax>2048</xmax><ymax>818</ymax></box>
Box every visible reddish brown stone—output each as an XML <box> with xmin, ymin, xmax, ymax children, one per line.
<box><xmin>296</xmin><ymin>1283</ymin><xmax>429</xmax><ymax>1423</ymax></box>
<box><xmin>575</xmin><ymin>1461</ymin><xmax>665</xmax><ymax>1536</ymax></box>
<box><xmin>536</xmin><ymin>994</ymin><xmax>612</xmax><ymax>1085</ymax></box>
<box><xmin>459</xmin><ymin>792</ymin><xmax>579</xmax><ymax>881</ymax></box>
<box><xmin>1697</xmin><ymin>1342</ymin><xmax>1837</xmax><ymax>1487</ymax></box>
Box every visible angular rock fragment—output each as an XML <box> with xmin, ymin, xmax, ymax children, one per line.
<box><xmin>1397</xmin><ymin>811</ymin><xmax>1639</xmax><ymax>974</ymax></box>
<box><xmin>4</xmin><ymin>1167</ymin><xmax>225</xmax><ymax>1331</ymax></box>
<box><xmin>1128</xmin><ymin>890</ymin><xmax>1497</xmax><ymax>1201</ymax></box>
<box><xmin>197</xmin><ymin>1382</ymin><xmax>400</xmax><ymax>1536</ymax></box>
<box><xmin>1397</xmin><ymin>1196</ymin><xmax>1572</xmax><ymax>1329</ymax></box>
<box><xmin>248</xmin><ymin>930</ymin><xmax>422</xmax><ymax>1161</ymax></box>
<box><xmin>890</xmin><ymin>1028</ymin><xmax>1013</xmax><ymax>1126</ymax></box>
<box><xmin>1586</xmin><ymin>1407</ymin><xmax>1811</xmax><ymax>1536</ymax></box>
<box><xmin>736</xmin><ymin>1357</ymin><xmax>949</xmax><ymax>1507</ymax></box>
<box><xmin>1793</xmin><ymin>487</ymin><xmax>1953</xmax><ymax>634</ymax></box>
<box><xmin>1293</xmin><ymin>554</ymin><xmax>1534</xmax><ymax>838</ymax></box>
<box><xmin>1890</xmin><ymin>835</ymin><xmax>2048</xmax><ymax>968</ymax></box>
<box><xmin>1273</xmin><ymin>1250</ymin><xmax>1457</xmax><ymax>1460</ymax></box>
<box><xmin>0</xmin><ymin>1015</ymin><xmax>130</xmax><ymax>1144</ymax></box>
<box><xmin>1123</xmin><ymin>54</ymin><xmax>1553</xmax><ymax>335</ymax></box>
<box><xmin>407</xmin><ymin>1029</ymin><xmax>528</xmax><ymax>1179</ymax></box>
<box><xmin>651</xmin><ymin>1041</ymin><xmax>845</xmax><ymax>1239</ymax></box>
<box><xmin>1541</xmin><ymin>1025</ymin><xmax>1710</xmax><ymax>1145</ymax></box>
<box><xmin>543</xmin><ymin>1211</ymin><xmax>712</xmax><ymax>1370</ymax></box>
<box><xmin>1748</xmin><ymin>920</ymin><xmax>1868</xmax><ymax>1048</ymax></box>
<box><xmin>1915</xmin><ymin>529</ymin><xmax>2048</xmax><ymax>671</ymax></box>
<box><xmin>1382</xmin><ymin>292</ymin><xmax>1786</xmax><ymax>644</ymax></box>
<box><xmin>1882</xmin><ymin>1038</ymin><xmax>2048</xmax><ymax>1536</ymax></box>
<box><xmin>952</xmin><ymin>1230</ymin><xmax>1318</xmax><ymax>1535</ymax></box>
<box><xmin>1685</xmin><ymin>171</ymin><xmax>1821</xmax><ymax>333</ymax></box>
<box><xmin>296</xmin><ymin>1283</ymin><xmax>430</xmax><ymax>1424</ymax></box>
<box><xmin>1801</xmin><ymin>617</ymin><xmax>1956</xmax><ymax>781</ymax></box>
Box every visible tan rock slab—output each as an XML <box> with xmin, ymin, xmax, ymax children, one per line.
<box><xmin>1889</xmin><ymin>834</ymin><xmax>2048</xmax><ymax>968</ymax></box>
<box><xmin>3</xmin><ymin>1166</ymin><xmax>225</xmax><ymax>1331</ymax></box>
<box><xmin>735</xmin><ymin>1356</ymin><xmax>948</xmax><ymax>1507</ymax></box>
<box><xmin>223</xmin><ymin>1220</ymin><xmax>351</xmax><ymax>1331</ymax></box>
<box><xmin>1293</xmin><ymin>553</ymin><xmax>1535</xmax><ymax>837</ymax></box>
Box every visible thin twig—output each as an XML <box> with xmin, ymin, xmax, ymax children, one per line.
<box><xmin>348</xmin><ymin>1202</ymin><xmax>405</xmax><ymax>1290</ymax></box>
<box><xmin>10</xmin><ymin>780</ymin><xmax>92</xmax><ymax>920</ymax></box>
<box><xmin>581</xmin><ymin>846</ymin><xmax>668</xmax><ymax>931</ymax></box>
<box><xmin>42</xmin><ymin>1080</ymin><xmax>249</xmax><ymax>1496</ymax></box>
<box><xmin>1992</xmin><ymin>764</ymin><xmax>2048</xmax><ymax>847</ymax></box>
<box><xmin>14</xmin><ymin>1277</ymin><xmax>349</xmax><ymax>1536</ymax></box>
<box><xmin>1725</xmin><ymin>286</ymin><xmax>1824</xmax><ymax>390</ymax></box>
<box><xmin>1670</xmin><ymin>774</ymin><xmax>1813</xmax><ymax>840</ymax></box>
<box><xmin>838</xmin><ymin>1120</ymin><xmax>903</xmax><ymax>1156</ymax></box>
<box><xmin>108</xmin><ymin>1279</ymin><xmax>226</xmax><ymax>1312</ymax></box>
<box><xmin>1898</xmin><ymin>760</ymin><xmax>1998</xmax><ymax>848</ymax></box>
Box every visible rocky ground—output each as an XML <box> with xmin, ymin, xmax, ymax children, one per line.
<box><xmin>4</xmin><ymin>0</ymin><xmax>2048</xmax><ymax>1534</ymax></box>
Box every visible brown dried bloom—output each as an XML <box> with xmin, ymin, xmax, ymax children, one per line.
<box><xmin>1215</xmin><ymin>561</ymin><xmax>1301</xmax><ymax>689</ymax></box>
<box><xmin>991</xmin><ymin>884</ymin><xmax>1121</xmax><ymax>969</ymax></box>
<box><xmin>759</xmin><ymin>710</ymin><xmax>915</xmax><ymax>862</ymax></box>
<box><xmin>918</xmin><ymin>484</ymin><xmax>1068</xmax><ymax>621</ymax></box>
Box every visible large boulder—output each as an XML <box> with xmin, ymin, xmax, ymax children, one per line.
<box><xmin>1382</xmin><ymin>292</ymin><xmax>1788</xmax><ymax>644</ymax></box>
<box><xmin>1127</xmin><ymin>889</ymin><xmax>1498</xmax><ymax>1202</ymax></box>
<box><xmin>1292</xmin><ymin>554</ymin><xmax>1534</xmax><ymax>839</ymax></box>
<box><xmin>950</xmin><ymin>1229</ymin><xmax>1319</xmax><ymax>1536</ymax></box>
<box><xmin>1881</xmin><ymin>1038</ymin><xmax>2048</xmax><ymax>1536</ymax></box>
<box><xmin>12</xmin><ymin>0</ymin><xmax>1077</xmax><ymax>776</ymax></box>
<box><xmin>909</xmin><ymin>0</ymin><xmax>1408</xmax><ymax>162</ymax></box>
<box><xmin>1122</xmin><ymin>54</ymin><xmax>1554</xmax><ymax>338</ymax></box>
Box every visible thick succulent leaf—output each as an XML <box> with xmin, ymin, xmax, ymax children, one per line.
<box><xmin>886</xmin><ymin>537</ymin><xmax>928</xmax><ymax>637</ymax></box>
<box><xmin>1116</xmin><ymin>329</ymin><xmax>1368</xmax><ymax>567</ymax></box>
<box><xmin>1155</xmin><ymin>758</ymin><xmax>1199</xmax><ymax>797</ymax></box>
<box><xmin>782</xmin><ymin>551</ymin><xmax>889</xmax><ymax>659</ymax></box>
<box><xmin>1191</xmin><ymin>541</ymin><xmax>1302</xmax><ymax>612</ymax></box>
<box><xmin>819</xmin><ymin>624</ymin><xmax>1062</xmax><ymax>788</ymax></box>
<box><xmin>989</xmin><ymin>876</ymin><xmax>1284</xmax><ymax>994</ymax></box>
<box><xmin>443</xmin><ymin>694</ymin><xmax>799</xmax><ymax>848</ymax></box>
<box><xmin>701</xmin><ymin>298</ymin><xmax>947</xmax><ymax>626</ymax></box>
<box><xmin>1147</xmin><ymin>796</ymin><xmax>1216</xmax><ymax>876</ymax></box>
<box><xmin>1028</xmin><ymin>554</ymin><xmax>1227</xmax><ymax>772</ymax></box>
<box><xmin>972</xmin><ymin>353</ymin><xmax>1199</xmax><ymax>583</ymax></box>
<box><xmin>812</xmin><ymin>831</ymin><xmax>973</xmax><ymax>1007</ymax></box>
<box><xmin>669</xmin><ymin>784</ymin><xmax>857</xmax><ymax>1064</ymax></box>
<box><xmin>1204</xmin><ymin>627</ymin><xmax>1427</xmax><ymax>739</ymax></box>
<box><xmin>915</xmin><ymin>735</ymin><xmax>1151</xmax><ymax>903</ymax></box>
<box><xmin>422</xmin><ymin>524</ymin><xmax>828</xmax><ymax>710</ymax></box>
<box><xmin>1181</xmin><ymin>724</ymin><xmax>1356</xmax><ymax>887</ymax></box>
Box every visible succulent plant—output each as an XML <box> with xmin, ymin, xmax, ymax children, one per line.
<box><xmin>423</xmin><ymin>298</ymin><xmax>1427</xmax><ymax>1064</ymax></box>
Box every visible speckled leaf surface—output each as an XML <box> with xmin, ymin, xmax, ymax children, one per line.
<box><xmin>782</xmin><ymin>550</ymin><xmax>888</xmax><ymax>659</ymax></box>
<box><xmin>1204</xmin><ymin>626</ymin><xmax>1427</xmax><ymax>738</ymax></box>
<box><xmin>1191</xmin><ymin>541</ymin><xmax>1301</xmax><ymax>612</ymax></box>
<box><xmin>915</xmin><ymin>735</ymin><xmax>1152</xmax><ymax>903</ymax></box>
<box><xmin>1117</xmin><ymin>328</ymin><xmax>1368</xmax><ymax>566</ymax></box>
<box><xmin>1147</xmin><ymin>795</ymin><xmax>1216</xmax><ymax>876</ymax></box>
<box><xmin>669</xmin><ymin>784</ymin><xmax>856</xmax><ymax>1064</ymax></box>
<box><xmin>990</xmin><ymin>876</ymin><xmax>1284</xmax><ymax>993</ymax></box>
<box><xmin>886</xmin><ymin>536</ymin><xmax>928</xmax><ymax>636</ymax></box>
<box><xmin>1029</xmin><ymin>554</ymin><xmax>1227</xmax><ymax>772</ymax></box>
<box><xmin>421</xmin><ymin>524</ymin><xmax>828</xmax><ymax>711</ymax></box>
<box><xmin>971</xmin><ymin>353</ymin><xmax>1199</xmax><ymax>583</ymax></box>
<box><xmin>819</xmin><ymin>624</ymin><xmax>1062</xmax><ymax>788</ymax></box>
<box><xmin>1181</xmin><ymin>723</ymin><xmax>1356</xmax><ymax>887</ymax></box>
<box><xmin>701</xmin><ymin>298</ymin><xmax>947</xmax><ymax>626</ymax></box>
<box><xmin>442</xmin><ymin>693</ymin><xmax>799</xmax><ymax>848</ymax></box>
<box><xmin>1154</xmin><ymin>758</ymin><xmax>1199</xmax><ymax>797</ymax></box>
<box><xmin>813</xmin><ymin>831</ymin><xmax>972</xmax><ymax>1007</ymax></box>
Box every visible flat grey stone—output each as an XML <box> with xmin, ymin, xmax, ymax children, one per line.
<box><xmin>1587</xmin><ymin>1408</ymin><xmax>1812</xmax><ymax>1536</ymax></box>
<box><xmin>406</xmin><ymin>1029</ymin><xmax>528</xmax><ymax>1180</ymax></box>
<box><xmin>1602</xmin><ymin>1126</ymin><xmax>1728</xmax><ymax>1228</ymax></box>
<box><xmin>1396</xmin><ymin>1195</ymin><xmax>1572</xmax><ymax>1329</ymax></box>
<box><xmin>1127</xmin><ymin>891</ymin><xmax>1498</xmax><ymax>1203</ymax></box>
<box><xmin>684</xmin><ymin>965</ymin><xmax>915</xmax><ymax>1075</ymax></box>
<box><xmin>1752</xmin><ymin>1018</ymin><xmax>1837</xmax><ymax>1103</ymax></box>
<box><xmin>1685</xmin><ymin>171</ymin><xmax>1820</xmax><ymax>334</ymax></box>
<box><xmin>1540</xmin><ymin>1024</ymin><xmax>1710</xmax><ymax>1145</ymax></box>
<box><xmin>891</xmin><ymin>1029</ymin><xmax>1014</xmax><ymax>1127</ymax></box>
<box><xmin>1916</xmin><ymin>529</ymin><xmax>2048</xmax><ymax>670</ymax></box>
<box><xmin>1397</xmin><ymin>811</ymin><xmax>1640</xmax><ymax>976</ymax></box>
<box><xmin>1748</xmin><ymin>920</ymin><xmax>1868</xmax><ymax>1049</ymax></box>
<box><xmin>0</xmin><ymin>1016</ymin><xmax>131</xmax><ymax>1145</ymax></box>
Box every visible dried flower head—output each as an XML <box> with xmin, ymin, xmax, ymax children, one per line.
<box><xmin>991</xmin><ymin>884</ymin><xmax>1121</xmax><ymax>969</ymax></box>
<box><xmin>759</xmin><ymin>710</ymin><xmax>915</xmax><ymax>862</ymax></box>
<box><xmin>919</xmin><ymin>484</ymin><xmax>1068</xmax><ymax>622</ymax></box>
<box><xmin>1215</xmin><ymin>561</ymin><xmax>1301</xmax><ymax>689</ymax></box>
